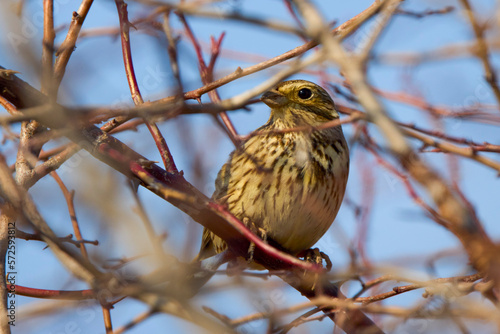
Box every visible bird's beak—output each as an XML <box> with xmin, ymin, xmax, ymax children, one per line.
<box><xmin>261</xmin><ymin>89</ymin><xmax>288</xmax><ymax>108</ymax></box>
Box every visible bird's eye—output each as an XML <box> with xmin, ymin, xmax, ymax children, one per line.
<box><xmin>297</xmin><ymin>88</ymin><xmax>313</xmax><ymax>100</ymax></box>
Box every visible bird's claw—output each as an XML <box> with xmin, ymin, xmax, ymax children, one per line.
<box><xmin>300</xmin><ymin>248</ymin><xmax>332</xmax><ymax>271</ymax></box>
<box><xmin>245</xmin><ymin>218</ymin><xmax>267</xmax><ymax>263</ymax></box>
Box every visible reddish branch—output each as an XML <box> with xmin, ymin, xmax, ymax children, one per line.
<box><xmin>336</xmin><ymin>105</ymin><xmax>500</xmax><ymax>173</ymax></box>
<box><xmin>53</xmin><ymin>0</ymin><xmax>94</xmax><ymax>89</ymax></box>
<box><xmin>51</xmin><ymin>172</ymin><xmax>90</xmax><ymax>258</ymax></box>
<box><xmin>177</xmin><ymin>13</ymin><xmax>240</xmax><ymax>145</ymax></box>
<box><xmin>459</xmin><ymin>0</ymin><xmax>500</xmax><ymax>109</ymax></box>
<box><xmin>363</xmin><ymin>132</ymin><xmax>454</xmax><ymax>226</ymax></box>
<box><xmin>395</xmin><ymin>6</ymin><xmax>455</xmax><ymax>18</ymax></box>
<box><xmin>42</xmin><ymin>0</ymin><xmax>55</xmax><ymax>96</ymax></box>
<box><xmin>15</xmin><ymin>285</ymin><xmax>95</xmax><ymax>300</ymax></box>
<box><xmin>153</xmin><ymin>0</ymin><xmax>385</xmax><ymax>103</ymax></box>
<box><xmin>15</xmin><ymin>229</ymin><xmax>98</xmax><ymax>247</ymax></box>
<box><xmin>375</xmin><ymin>89</ymin><xmax>500</xmax><ymax>124</ymax></box>
<box><xmin>355</xmin><ymin>273</ymin><xmax>483</xmax><ymax>304</ymax></box>
<box><xmin>0</xmin><ymin>67</ymin><xmax>382</xmax><ymax>334</ymax></box>
<box><xmin>355</xmin><ymin>143</ymin><xmax>376</xmax><ymax>269</ymax></box>
<box><xmin>115</xmin><ymin>0</ymin><xmax>178</xmax><ymax>174</ymax></box>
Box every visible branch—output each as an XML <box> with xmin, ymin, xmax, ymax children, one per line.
<box><xmin>177</xmin><ymin>12</ymin><xmax>240</xmax><ymax>145</ymax></box>
<box><xmin>155</xmin><ymin>0</ymin><xmax>386</xmax><ymax>103</ymax></box>
<box><xmin>0</xmin><ymin>153</ymin><xmax>104</xmax><ymax>283</ymax></box>
<box><xmin>15</xmin><ymin>229</ymin><xmax>98</xmax><ymax>247</ymax></box>
<box><xmin>291</xmin><ymin>0</ymin><xmax>500</xmax><ymax>298</ymax></box>
<box><xmin>402</xmin><ymin>127</ymin><xmax>500</xmax><ymax>174</ymax></box>
<box><xmin>459</xmin><ymin>0</ymin><xmax>500</xmax><ymax>109</ymax></box>
<box><xmin>0</xmin><ymin>65</ymin><xmax>382</xmax><ymax>334</ymax></box>
<box><xmin>15</xmin><ymin>285</ymin><xmax>95</xmax><ymax>300</ymax></box>
<box><xmin>51</xmin><ymin>172</ymin><xmax>90</xmax><ymax>258</ymax></box>
<box><xmin>354</xmin><ymin>273</ymin><xmax>483</xmax><ymax>304</ymax></box>
<box><xmin>53</xmin><ymin>0</ymin><xmax>94</xmax><ymax>90</ymax></box>
<box><xmin>115</xmin><ymin>0</ymin><xmax>178</xmax><ymax>173</ymax></box>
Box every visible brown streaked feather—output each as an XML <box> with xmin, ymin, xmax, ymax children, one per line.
<box><xmin>195</xmin><ymin>80</ymin><xmax>349</xmax><ymax>262</ymax></box>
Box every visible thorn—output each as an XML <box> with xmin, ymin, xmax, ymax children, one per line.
<box><xmin>138</xmin><ymin>159</ymin><xmax>158</xmax><ymax>168</ymax></box>
<box><xmin>0</xmin><ymin>69</ymin><xmax>20</xmax><ymax>80</ymax></box>
<box><xmin>233</xmin><ymin>67</ymin><xmax>243</xmax><ymax>75</ymax></box>
<box><xmin>129</xmin><ymin>178</ymin><xmax>140</xmax><ymax>193</ymax></box>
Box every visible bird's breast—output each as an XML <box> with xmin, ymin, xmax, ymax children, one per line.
<box><xmin>222</xmin><ymin>130</ymin><xmax>349</xmax><ymax>254</ymax></box>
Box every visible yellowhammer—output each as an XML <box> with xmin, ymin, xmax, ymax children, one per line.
<box><xmin>195</xmin><ymin>80</ymin><xmax>349</xmax><ymax>265</ymax></box>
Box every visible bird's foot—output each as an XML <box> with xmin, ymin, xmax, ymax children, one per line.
<box><xmin>245</xmin><ymin>218</ymin><xmax>267</xmax><ymax>263</ymax></box>
<box><xmin>299</xmin><ymin>248</ymin><xmax>332</xmax><ymax>271</ymax></box>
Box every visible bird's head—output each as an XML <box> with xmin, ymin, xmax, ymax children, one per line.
<box><xmin>260</xmin><ymin>80</ymin><xmax>339</xmax><ymax>126</ymax></box>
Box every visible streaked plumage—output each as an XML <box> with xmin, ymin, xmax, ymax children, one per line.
<box><xmin>197</xmin><ymin>80</ymin><xmax>349</xmax><ymax>261</ymax></box>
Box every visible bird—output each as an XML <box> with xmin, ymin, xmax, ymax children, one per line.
<box><xmin>195</xmin><ymin>79</ymin><xmax>350</xmax><ymax>268</ymax></box>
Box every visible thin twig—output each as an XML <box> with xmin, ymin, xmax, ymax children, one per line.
<box><xmin>155</xmin><ymin>0</ymin><xmax>386</xmax><ymax>104</ymax></box>
<box><xmin>113</xmin><ymin>309</ymin><xmax>157</xmax><ymax>334</ymax></box>
<box><xmin>128</xmin><ymin>182</ymin><xmax>167</xmax><ymax>259</ymax></box>
<box><xmin>50</xmin><ymin>172</ymin><xmax>89</xmax><ymax>259</ymax></box>
<box><xmin>396</xmin><ymin>6</ymin><xmax>455</xmax><ymax>19</ymax></box>
<box><xmin>293</xmin><ymin>0</ymin><xmax>499</xmax><ymax>291</ymax></box>
<box><xmin>459</xmin><ymin>0</ymin><xmax>500</xmax><ymax>109</ymax></box>
<box><xmin>402</xmin><ymin>128</ymin><xmax>500</xmax><ymax>174</ymax></box>
<box><xmin>53</xmin><ymin>0</ymin><xmax>94</xmax><ymax>89</ymax></box>
<box><xmin>354</xmin><ymin>273</ymin><xmax>483</xmax><ymax>304</ymax></box>
<box><xmin>0</xmin><ymin>153</ymin><xmax>104</xmax><ymax>284</ymax></box>
<box><xmin>358</xmin><ymin>0</ymin><xmax>402</xmax><ymax>64</ymax></box>
<box><xmin>177</xmin><ymin>13</ymin><xmax>240</xmax><ymax>145</ymax></box>
<box><xmin>41</xmin><ymin>0</ymin><xmax>55</xmax><ymax>97</ymax></box>
<box><xmin>115</xmin><ymin>0</ymin><xmax>178</xmax><ymax>173</ymax></box>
